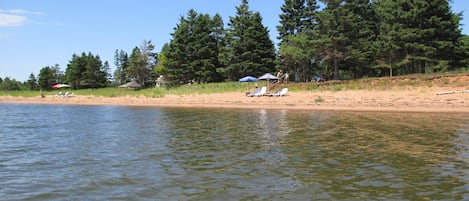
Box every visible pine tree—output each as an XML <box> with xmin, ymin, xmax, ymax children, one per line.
<box><xmin>373</xmin><ymin>0</ymin><xmax>462</xmax><ymax>76</ymax></box>
<box><xmin>315</xmin><ymin>0</ymin><xmax>348</xmax><ymax>80</ymax></box>
<box><xmin>225</xmin><ymin>0</ymin><xmax>276</xmax><ymax>80</ymax></box>
<box><xmin>166</xmin><ymin>10</ymin><xmax>225</xmax><ymax>85</ymax></box>
<box><xmin>127</xmin><ymin>47</ymin><xmax>148</xmax><ymax>85</ymax></box>
<box><xmin>277</xmin><ymin>0</ymin><xmax>319</xmax><ymax>81</ymax></box>
<box><xmin>38</xmin><ymin>66</ymin><xmax>56</xmax><ymax>90</ymax></box>
<box><xmin>64</xmin><ymin>52</ymin><xmax>109</xmax><ymax>89</ymax></box>
<box><xmin>373</xmin><ymin>0</ymin><xmax>405</xmax><ymax>77</ymax></box>
<box><xmin>65</xmin><ymin>53</ymin><xmax>87</xmax><ymax>89</ymax></box>
<box><xmin>342</xmin><ymin>0</ymin><xmax>377</xmax><ymax>78</ymax></box>
<box><xmin>26</xmin><ymin>73</ymin><xmax>37</xmax><ymax>90</ymax></box>
<box><xmin>113</xmin><ymin>49</ymin><xmax>129</xmax><ymax>85</ymax></box>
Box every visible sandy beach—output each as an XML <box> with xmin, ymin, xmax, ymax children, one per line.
<box><xmin>1</xmin><ymin>86</ymin><xmax>468</xmax><ymax>113</ymax></box>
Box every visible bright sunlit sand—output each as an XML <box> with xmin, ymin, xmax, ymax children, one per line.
<box><xmin>1</xmin><ymin>86</ymin><xmax>468</xmax><ymax>113</ymax></box>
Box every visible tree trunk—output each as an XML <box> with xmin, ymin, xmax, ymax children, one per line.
<box><xmin>333</xmin><ymin>56</ymin><xmax>339</xmax><ymax>80</ymax></box>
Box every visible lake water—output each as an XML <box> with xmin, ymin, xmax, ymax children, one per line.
<box><xmin>1</xmin><ymin>103</ymin><xmax>469</xmax><ymax>200</ymax></box>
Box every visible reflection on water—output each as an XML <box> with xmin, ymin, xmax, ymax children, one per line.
<box><xmin>0</xmin><ymin>104</ymin><xmax>468</xmax><ymax>200</ymax></box>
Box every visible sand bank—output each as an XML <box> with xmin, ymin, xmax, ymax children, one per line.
<box><xmin>1</xmin><ymin>87</ymin><xmax>468</xmax><ymax>113</ymax></box>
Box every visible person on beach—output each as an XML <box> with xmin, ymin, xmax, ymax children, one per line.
<box><xmin>277</xmin><ymin>70</ymin><xmax>283</xmax><ymax>84</ymax></box>
<box><xmin>246</xmin><ymin>82</ymin><xmax>259</xmax><ymax>96</ymax></box>
<box><xmin>284</xmin><ymin>72</ymin><xmax>289</xmax><ymax>84</ymax></box>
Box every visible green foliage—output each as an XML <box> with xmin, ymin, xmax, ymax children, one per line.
<box><xmin>64</xmin><ymin>52</ymin><xmax>109</xmax><ymax>89</ymax></box>
<box><xmin>277</xmin><ymin>0</ymin><xmax>319</xmax><ymax>81</ymax></box>
<box><xmin>7</xmin><ymin>0</ymin><xmax>467</xmax><ymax>84</ymax></box>
<box><xmin>113</xmin><ymin>49</ymin><xmax>130</xmax><ymax>86</ymax></box>
<box><xmin>166</xmin><ymin>10</ymin><xmax>224</xmax><ymax>86</ymax></box>
<box><xmin>372</xmin><ymin>0</ymin><xmax>462</xmax><ymax>77</ymax></box>
<box><xmin>26</xmin><ymin>73</ymin><xmax>37</xmax><ymax>90</ymax></box>
<box><xmin>225</xmin><ymin>0</ymin><xmax>277</xmax><ymax>81</ymax></box>
<box><xmin>126</xmin><ymin>40</ymin><xmax>158</xmax><ymax>86</ymax></box>
<box><xmin>38</xmin><ymin>66</ymin><xmax>57</xmax><ymax>90</ymax></box>
<box><xmin>0</xmin><ymin>77</ymin><xmax>22</xmax><ymax>90</ymax></box>
<box><xmin>314</xmin><ymin>96</ymin><xmax>324</xmax><ymax>103</ymax></box>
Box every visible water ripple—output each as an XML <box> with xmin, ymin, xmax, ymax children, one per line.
<box><xmin>0</xmin><ymin>104</ymin><xmax>469</xmax><ymax>200</ymax></box>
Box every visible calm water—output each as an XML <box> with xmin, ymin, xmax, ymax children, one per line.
<box><xmin>1</xmin><ymin>103</ymin><xmax>469</xmax><ymax>200</ymax></box>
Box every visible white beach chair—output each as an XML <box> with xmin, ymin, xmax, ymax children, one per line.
<box><xmin>247</xmin><ymin>86</ymin><xmax>267</xmax><ymax>97</ymax></box>
<box><xmin>275</xmin><ymin>88</ymin><xmax>288</xmax><ymax>96</ymax></box>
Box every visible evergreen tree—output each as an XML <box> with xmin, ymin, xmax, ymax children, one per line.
<box><xmin>373</xmin><ymin>0</ymin><xmax>404</xmax><ymax>77</ymax></box>
<box><xmin>277</xmin><ymin>0</ymin><xmax>306</xmax><ymax>42</ymax></box>
<box><xmin>342</xmin><ymin>0</ymin><xmax>377</xmax><ymax>78</ymax></box>
<box><xmin>102</xmin><ymin>61</ymin><xmax>111</xmax><ymax>86</ymax></box>
<box><xmin>155</xmin><ymin>43</ymin><xmax>169</xmax><ymax>77</ymax></box>
<box><xmin>166</xmin><ymin>16</ymin><xmax>192</xmax><ymax>85</ymax></box>
<box><xmin>191</xmin><ymin>13</ymin><xmax>221</xmax><ymax>83</ymax></box>
<box><xmin>124</xmin><ymin>40</ymin><xmax>158</xmax><ymax>86</ymax></box>
<box><xmin>277</xmin><ymin>0</ymin><xmax>319</xmax><ymax>81</ymax></box>
<box><xmin>64</xmin><ymin>52</ymin><xmax>109</xmax><ymax>89</ymax></box>
<box><xmin>373</xmin><ymin>0</ymin><xmax>462</xmax><ymax>76</ymax></box>
<box><xmin>140</xmin><ymin>40</ymin><xmax>158</xmax><ymax>85</ymax></box>
<box><xmin>26</xmin><ymin>73</ymin><xmax>37</xmax><ymax>90</ymax></box>
<box><xmin>65</xmin><ymin>53</ymin><xmax>86</xmax><ymax>89</ymax></box>
<box><xmin>166</xmin><ymin>10</ymin><xmax>224</xmax><ymax>85</ymax></box>
<box><xmin>0</xmin><ymin>77</ymin><xmax>21</xmax><ymax>91</ymax></box>
<box><xmin>315</xmin><ymin>0</ymin><xmax>348</xmax><ymax>80</ymax></box>
<box><xmin>38</xmin><ymin>66</ymin><xmax>56</xmax><ymax>90</ymax></box>
<box><xmin>127</xmin><ymin>47</ymin><xmax>148</xmax><ymax>84</ymax></box>
<box><xmin>225</xmin><ymin>0</ymin><xmax>276</xmax><ymax>80</ymax></box>
<box><xmin>455</xmin><ymin>35</ymin><xmax>469</xmax><ymax>68</ymax></box>
<box><xmin>113</xmin><ymin>49</ymin><xmax>129</xmax><ymax>85</ymax></box>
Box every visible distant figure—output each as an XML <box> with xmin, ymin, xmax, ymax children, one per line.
<box><xmin>156</xmin><ymin>75</ymin><xmax>165</xmax><ymax>87</ymax></box>
<box><xmin>40</xmin><ymin>91</ymin><xmax>45</xmax><ymax>98</ymax></box>
<box><xmin>246</xmin><ymin>83</ymin><xmax>260</xmax><ymax>96</ymax></box>
<box><xmin>284</xmin><ymin>72</ymin><xmax>289</xmax><ymax>84</ymax></box>
<box><xmin>277</xmin><ymin>70</ymin><xmax>283</xmax><ymax>84</ymax></box>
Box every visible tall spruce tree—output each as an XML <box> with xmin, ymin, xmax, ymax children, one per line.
<box><xmin>315</xmin><ymin>0</ymin><xmax>348</xmax><ymax>80</ymax></box>
<box><xmin>225</xmin><ymin>0</ymin><xmax>276</xmax><ymax>80</ymax></box>
<box><xmin>26</xmin><ymin>73</ymin><xmax>37</xmax><ymax>90</ymax></box>
<box><xmin>125</xmin><ymin>40</ymin><xmax>158</xmax><ymax>86</ymax></box>
<box><xmin>127</xmin><ymin>47</ymin><xmax>148</xmax><ymax>85</ymax></box>
<box><xmin>373</xmin><ymin>0</ymin><xmax>405</xmax><ymax>77</ymax></box>
<box><xmin>342</xmin><ymin>0</ymin><xmax>377</xmax><ymax>78</ymax></box>
<box><xmin>277</xmin><ymin>0</ymin><xmax>319</xmax><ymax>81</ymax></box>
<box><xmin>38</xmin><ymin>66</ymin><xmax>57</xmax><ymax>90</ymax></box>
<box><xmin>373</xmin><ymin>0</ymin><xmax>462</xmax><ymax>76</ymax></box>
<box><xmin>166</xmin><ymin>10</ymin><xmax>224</xmax><ymax>85</ymax></box>
<box><xmin>113</xmin><ymin>49</ymin><xmax>129</xmax><ymax>85</ymax></box>
<box><xmin>191</xmin><ymin>12</ymin><xmax>222</xmax><ymax>83</ymax></box>
<box><xmin>64</xmin><ymin>52</ymin><xmax>108</xmax><ymax>89</ymax></box>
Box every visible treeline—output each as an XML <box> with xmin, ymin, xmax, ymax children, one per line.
<box><xmin>4</xmin><ymin>0</ymin><xmax>468</xmax><ymax>90</ymax></box>
<box><xmin>278</xmin><ymin>0</ymin><xmax>467</xmax><ymax>81</ymax></box>
<box><xmin>118</xmin><ymin>0</ymin><xmax>277</xmax><ymax>86</ymax></box>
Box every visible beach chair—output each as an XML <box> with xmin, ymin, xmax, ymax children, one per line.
<box><xmin>64</xmin><ymin>92</ymin><xmax>74</xmax><ymax>98</ymax></box>
<box><xmin>271</xmin><ymin>88</ymin><xmax>288</xmax><ymax>96</ymax></box>
<box><xmin>247</xmin><ymin>86</ymin><xmax>267</xmax><ymax>97</ymax></box>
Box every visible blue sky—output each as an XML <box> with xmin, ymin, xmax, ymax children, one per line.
<box><xmin>1</xmin><ymin>0</ymin><xmax>468</xmax><ymax>82</ymax></box>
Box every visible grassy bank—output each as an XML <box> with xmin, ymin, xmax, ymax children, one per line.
<box><xmin>1</xmin><ymin>73</ymin><xmax>468</xmax><ymax>98</ymax></box>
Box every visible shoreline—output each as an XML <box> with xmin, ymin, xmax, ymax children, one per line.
<box><xmin>1</xmin><ymin>88</ymin><xmax>468</xmax><ymax>113</ymax></box>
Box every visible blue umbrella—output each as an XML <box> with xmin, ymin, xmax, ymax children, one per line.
<box><xmin>239</xmin><ymin>76</ymin><xmax>258</xmax><ymax>82</ymax></box>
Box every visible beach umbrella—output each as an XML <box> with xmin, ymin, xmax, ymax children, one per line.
<box><xmin>51</xmin><ymin>84</ymin><xmax>71</xmax><ymax>89</ymax></box>
<box><xmin>257</xmin><ymin>73</ymin><xmax>278</xmax><ymax>91</ymax></box>
<box><xmin>239</xmin><ymin>76</ymin><xmax>257</xmax><ymax>82</ymax></box>
<box><xmin>258</xmin><ymin>73</ymin><xmax>278</xmax><ymax>80</ymax></box>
